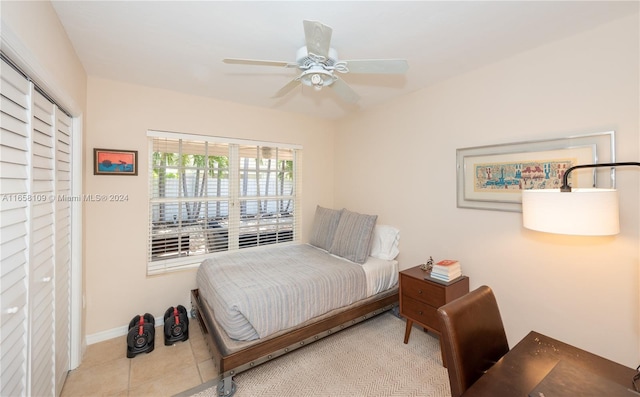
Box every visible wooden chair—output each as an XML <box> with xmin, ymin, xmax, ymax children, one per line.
<box><xmin>437</xmin><ymin>285</ymin><xmax>509</xmax><ymax>397</ymax></box>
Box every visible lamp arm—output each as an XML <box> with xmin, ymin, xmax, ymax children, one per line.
<box><xmin>561</xmin><ymin>162</ymin><xmax>640</xmax><ymax>192</ymax></box>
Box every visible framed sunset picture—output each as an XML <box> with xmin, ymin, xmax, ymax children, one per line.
<box><xmin>94</xmin><ymin>148</ymin><xmax>138</xmax><ymax>176</ymax></box>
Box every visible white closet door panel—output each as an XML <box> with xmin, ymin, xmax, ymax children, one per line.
<box><xmin>2</xmin><ymin>57</ymin><xmax>73</xmax><ymax>397</ymax></box>
<box><xmin>28</xmin><ymin>90</ymin><xmax>56</xmax><ymax>397</ymax></box>
<box><xmin>55</xmin><ymin>110</ymin><xmax>72</xmax><ymax>396</ymax></box>
<box><xmin>0</xmin><ymin>58</ymin><xmax>30</xmax><ymax>397</ymax></box>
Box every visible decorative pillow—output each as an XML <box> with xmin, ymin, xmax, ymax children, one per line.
<box><xmin>329</xmin><ymin>209</ymin><xmax>377</xmax><ymax>264</ymax></box>
<box><xmin>370</xmin><ymin>225</ymin><xmax>400</xmax><ymax>260</ymax></box>
<box><xmin>308</xmin><ymin>206</ymin><xmax>343</xmax><ymax>251</ymax></box>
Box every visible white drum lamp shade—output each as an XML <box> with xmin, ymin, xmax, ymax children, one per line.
<box><xmin>522</xmin><ymin>188</ymin><xmax>619</xmax><ymax>236</ymax></box>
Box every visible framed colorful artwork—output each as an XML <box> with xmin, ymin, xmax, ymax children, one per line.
<box><xmin>93</xmin><ymin>148</ymin><xmax>138</xmax><ymax>176</ymax></box>
<box><xmin>456</xmin><ymin>131</ymin><xmax>615</xmax><ymax>212</ymax></box>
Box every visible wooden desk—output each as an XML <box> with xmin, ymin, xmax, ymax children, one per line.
<box><xmin>463</xmin><ymin>331</ymin><xmax>637</xmax><ymax>396</ymax></box>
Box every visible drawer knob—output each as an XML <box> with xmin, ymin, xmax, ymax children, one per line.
<box><xmin>418</xmin><ymin>311</ymin><xmax>423</xmax><ymax>315</ymax></box>
<box><xmin>418</xmin><ymin>289</ymin><xmax>423</xmax><ymax>294</ymax></box>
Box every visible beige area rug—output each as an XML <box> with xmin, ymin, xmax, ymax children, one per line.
<box><xmin>178</xmin><ymin>312</ymin><xmax>451</xmax><ymax>397</ymax></box>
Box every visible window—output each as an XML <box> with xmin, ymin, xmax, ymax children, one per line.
<box><xmin>147</xmin><ymin>131</ymin><xmax>301</xmax><ymax>275</ymax></box>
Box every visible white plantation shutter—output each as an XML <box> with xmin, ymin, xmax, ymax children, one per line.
<box><xmin>0</xmin><ymin>57</ymin><xmax>32</xmax><ymax>397</ymax></box>
<box><xmin>29</xmin><ymin>89</ymin><xmax>56</xmax><ymax>397</ymax></box>
<box><xmin>147</xmin><ymin>130</ymin><xmax>302</xmax><ymax>275</ymax></box>
<box><xmin>55</xmin><ymin>111</ymin><xmax>72</xmax><ymax>397</ymax></box>
<box><xmin>0</xmin><ymin>56</ymin><xmax>74</xmax><ymax>397</ymax></box>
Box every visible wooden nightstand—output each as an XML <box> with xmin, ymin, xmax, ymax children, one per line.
<box><xmin>399</xmin><ymin>265</ymin><xmax>469</xmax><ymax>366</ymax></box>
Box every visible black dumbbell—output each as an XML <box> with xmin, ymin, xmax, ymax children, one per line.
<box><xmin>163</xmin><ymin>305</ymin><xmax>189</xmax><ymax>345</ymax></box>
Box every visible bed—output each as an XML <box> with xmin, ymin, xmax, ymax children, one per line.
<box><xmin>191</xmin><ymin>207</ymin><xmax>400</xmax><ymax>396</ymax></box>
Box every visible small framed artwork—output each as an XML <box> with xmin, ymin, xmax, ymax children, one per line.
<box><xmin>456</xmin><ymin>131</ymin><xmax>615</xmax><ymax>212</ymax></box>
<box><xmin>94</xmin><ymin>148</ymin><xmax>138</xmax><ymax>176</ymax></box>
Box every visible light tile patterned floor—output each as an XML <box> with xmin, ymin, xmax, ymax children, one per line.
<box><xmin>61</xmin><ymin>320</ymin><xmax>215</xmax><ymax>397</ymax></box>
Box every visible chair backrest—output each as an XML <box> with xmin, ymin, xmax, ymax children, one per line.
<box><xmin>437</xmin><ymin>285</ymin><xmax>509</xmax><ymax>397</ymax></box>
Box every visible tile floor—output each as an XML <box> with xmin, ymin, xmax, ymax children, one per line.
<box><xmin>61</xmin><ymin>320</ymin><xmax>215</xmax><ymax>397</ymax></box>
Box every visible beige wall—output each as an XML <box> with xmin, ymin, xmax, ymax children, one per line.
<box><xmin>83</xmin><ymin>77</ymin><xmax>336</xmax><ymax>335</ymax></box>
<box><xmin>1</xmin><ymin>1</ymin><xmax>86</xmax><ymax>114</ymax></box>
<box><xmin>334</xmin><ymin>14</ymin><xmax>639</xmax><ymax>367</ymax></box>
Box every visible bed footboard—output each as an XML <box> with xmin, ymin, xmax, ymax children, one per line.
<box><xmin>191</xmin><ymin>288</ymin><xmax>398</xmax><ymax>395</ymax></box>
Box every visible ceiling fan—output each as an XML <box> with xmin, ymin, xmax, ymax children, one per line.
<box><xmin>222</xmin><ymin>20</ymin><xmax>409</xmax><ymax>103</ymax></box>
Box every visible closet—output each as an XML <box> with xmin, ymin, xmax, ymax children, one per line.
<box><xmin>1</xmin><ymin>57</ymin><xmax>73</xmax><ymax>397</ymax></box>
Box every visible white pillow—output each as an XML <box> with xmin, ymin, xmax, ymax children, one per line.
<box><xmin>369</xmin><ymin>225</ymin><xmax>400</xmax><ymax>260</ymax></box>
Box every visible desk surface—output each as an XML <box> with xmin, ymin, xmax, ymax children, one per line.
<box><xmin>463</xmin><ymin>331</ymin><xmax>637</xmax><ymax>396</ymax></box>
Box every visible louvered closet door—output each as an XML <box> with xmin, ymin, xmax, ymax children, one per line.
<box><xmin>29</xmin><ymin>90</ymin><xmax>57</xmax><ymax>397</ymax></box>
<box><xmin>0</xmin><ymin>57</ymin><xmax>32</xmax><ymax>397</ymax></box>
<box><xmin>55</xmin><ymin>111</ymin><xmax>72</xmax><ymax>396</ymax></box>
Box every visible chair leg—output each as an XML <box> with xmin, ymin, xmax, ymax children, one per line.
<box><xmin>439</xmin><ymin>337</ymin><xmax>447</xmax><ymax>368</ymax></box>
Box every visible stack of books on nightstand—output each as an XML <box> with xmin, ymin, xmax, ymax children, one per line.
<box><xmin>430</xmin><ymin>259</ymin><xmax>462</xmax><ymax>282</ymax></box>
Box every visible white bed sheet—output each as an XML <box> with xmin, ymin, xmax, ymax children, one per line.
<box><xmin>361</xmin><ymin>256</ymin><xmax>399</xmax><ymax>297</ymax></box>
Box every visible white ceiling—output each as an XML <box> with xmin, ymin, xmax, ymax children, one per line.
<box><xmin>51</xmin><ymin>1</ymin><xmax>638</xmax><ymax>120</ymax></box>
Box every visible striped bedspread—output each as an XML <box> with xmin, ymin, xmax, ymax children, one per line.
<box><xmin>196</xmin><ymin>244</ymin><xmax>367</xmax><ymax>341</ymax></box>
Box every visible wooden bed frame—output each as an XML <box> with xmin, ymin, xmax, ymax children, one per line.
<box><xmin>191</xmin><ymin>287</ymin><xmax>399</xmax><ymax>396</ymax></box>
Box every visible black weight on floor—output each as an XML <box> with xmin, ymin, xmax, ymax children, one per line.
<box><xmin>163</xmin><ymin>305</ymin><xmax>189</xmax><ymax>345</ymax></box>
<box><xmin>126</xmin><ymin>313</ymin><xmax>155</xmax><ymax>358</ymax></box>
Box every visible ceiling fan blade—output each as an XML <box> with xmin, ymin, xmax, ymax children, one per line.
<box><xmin>223</xmin><ymin>58</ymin><xmax>298</xmax><ymax>68</ymax></box>
<box><xmin>331</xmin><ymin>78</ymin><xmax>360</xmax><ymax>104</ymax></box>
<box><xmin>303</xmin><ymin>20</ymin><xmax>332</xmax><ymax>59</ymax></box>
<box><xmin>344</xmin><ymin>59</ymin><xmax>409</xmax><ymax>74</ymax></box>
<box><xmin>272</xmin><ymin>78</ymin><xmax>302</xmax><ymax>98</ymax></box>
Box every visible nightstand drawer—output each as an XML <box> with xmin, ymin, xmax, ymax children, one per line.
<box><xmin>401</xmin><ymin>296</ymin><xmax>439</xmax><ymax>331</ymax></box>
<box><xmin>401</xmin><ymin>275</ymin><xmax>444</xmax><ymax>307</ymax></box>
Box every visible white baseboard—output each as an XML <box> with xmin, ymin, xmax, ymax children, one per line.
<box><xmin>85</xmin><ymin>315</ymin><xmax>165</xmax><ymax>345</ymax></box>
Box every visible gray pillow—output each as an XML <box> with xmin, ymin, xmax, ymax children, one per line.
<box><xmin>329</xmin><ymin>209</ymin><xmax>377</xmax><ymax>264</ymax></box>
<box><xmin>309</xmin><ymin>206</ymin><xmax>343</xmax><ymax>251</ymax></box>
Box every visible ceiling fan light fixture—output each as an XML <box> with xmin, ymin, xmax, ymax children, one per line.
<box><xmin>299</xmin><ymin>68</ymin><xmax>336</xmax><ymax>90</ymax></box>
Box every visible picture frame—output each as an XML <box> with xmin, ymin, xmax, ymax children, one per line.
<box><xmin>93</xmin><ymin>148</ymin><xmax>138</xmax><ymax>176</ymax></box>
<box><xmin>456</xmin><ymin>131</ymin><xmax>615</xmax><ymax>212</ymax></box>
